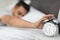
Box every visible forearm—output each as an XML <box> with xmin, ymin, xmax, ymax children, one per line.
<box><xmin>9</xmin><ymin>17</ymin><xmax>37</xmax><ymax>28</ymax></box>
<box><xmin>1</xmin><ymin>15</ymin><xmax>37</xmax><ymax>28</ymax></box>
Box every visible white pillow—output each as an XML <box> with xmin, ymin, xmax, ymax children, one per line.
<box><xmin>21</xmin><ymin>7</ymin><xmax>45</xmax><ymax>23</ymax></box>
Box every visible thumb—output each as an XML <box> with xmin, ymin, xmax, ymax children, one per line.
<box><xmin>40</xmin><ymin>18</ymin><xmax>47</xmax><ymax>22</ymax></box>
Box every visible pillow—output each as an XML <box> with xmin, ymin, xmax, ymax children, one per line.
<box><xmin>21</xmin><ymin>7</ymin><xmax>45</xmax><ymax>23</ymax></box>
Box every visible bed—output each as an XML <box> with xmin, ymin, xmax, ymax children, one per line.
<box><xmin>0</xmin><ymin>26</ymin><xmax>60</xmax><ymax>40</ymax></box>
<box><xmin>0</xmin><ymin>0</ymin><xmax>60</xmax><ymax>40</ymax></box>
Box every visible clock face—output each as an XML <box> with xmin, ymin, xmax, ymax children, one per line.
<box><xmin>43</xmin><ymin>22</ymin><xmax>58</xmax><ymax>36</ymax></box>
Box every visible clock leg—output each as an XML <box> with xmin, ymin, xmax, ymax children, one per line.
<box><xmin>58</xmin><ymin>23</ymin><xmax>60</xmax><ymax>34</ymax></box>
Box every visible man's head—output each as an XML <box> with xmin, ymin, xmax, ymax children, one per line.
<box><xmin>13</xmin><ymin>1</ymin><xmax>30</xmax><ymax>17</ymax></box>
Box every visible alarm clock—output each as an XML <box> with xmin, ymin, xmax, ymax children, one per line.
<box><xmin>42</xmin><ymin>19</ymin><xmax>59</xmax><ymax>36</ymax></box>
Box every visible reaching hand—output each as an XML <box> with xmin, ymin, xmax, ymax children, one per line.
<box><xmin>37</xmin><ymin>14</ymin><xmax>54</xmax><ymax>29</ymax></box>
<box><xmin>40</xmin><ymin>14</ymin><xmax>54</xmax><ymax>22</ymax></box>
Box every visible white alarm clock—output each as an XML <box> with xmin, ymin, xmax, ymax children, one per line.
<box><xmin>43</xmin><ymin>19</ymin><xmax>59</xmax><ymax>36</ymax></box>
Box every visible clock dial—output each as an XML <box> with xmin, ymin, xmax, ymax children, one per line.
<box><xmin>43</xmin><ymin>22</ymin><xmax>57</xmax><ymax>36</ymax></box>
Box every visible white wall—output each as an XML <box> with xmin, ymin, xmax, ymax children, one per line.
<box><xmin>0</xmin><ymin>0</ymin><xmax>31</xmax><ymax>9</ymax></box>
<box><xmin>0</xmin><ymin>0</ymin><xmax>18</xmax><ymax>9</ymax></box>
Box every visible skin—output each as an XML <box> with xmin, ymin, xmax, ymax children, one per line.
<box><xmin>1</xmin><ymin>5</ymin><xmax>54</xmax><ymax>29</ymax></box>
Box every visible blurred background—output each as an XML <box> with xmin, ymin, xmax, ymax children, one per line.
<box><xmin>0</xmin><ymin>0</ymin><xmax>60</xmax><ymax>18</ymax></box>
<box><xmin>0</xmin><ymin>0</ymin><xmax>18</xmax><ymax>9</ymax></box>
<box><xmin>0</xmin><ymin>0</ymin><xmax>16</xmax><ymax>8</ymax></box>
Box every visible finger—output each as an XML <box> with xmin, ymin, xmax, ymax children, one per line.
<box><xmin>48</xmin><ymin>14</ymin><xmax>54</xmax><ymax>17</ymax></box>
<box><xmin>40</xmin><ymin>18</ymin><xmax>48</xmax><ymax>22</ymax></box>
<box><xmin>44</xmin><ymin>15</ymin><xmax>54</xmax><ymax>19</ymax></box>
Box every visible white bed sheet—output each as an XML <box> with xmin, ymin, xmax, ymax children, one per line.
<box><xmin>0</xmin><ymin>26</ymin><xmax>35</xmax><ymax>40</ymax></box>
<box><xmin>0</xmin><ymin>26</ymin><xmax>60</xmax><ymax>40</ymax></box>
<box><xmin>34</xmin><ymin>30</ymin><xmax>60</xmax><ymax>40</ymax></box>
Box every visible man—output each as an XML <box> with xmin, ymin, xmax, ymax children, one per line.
<box><xmin>1</xmin><ymin>1</ymin><xmax>54</xmax><ymax>29</ymax></box>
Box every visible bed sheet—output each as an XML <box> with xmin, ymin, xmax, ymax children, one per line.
<box><xmin>0</xmin><ymin>26</ymin><xmax>60</xmax><ymax>40</ymax></box>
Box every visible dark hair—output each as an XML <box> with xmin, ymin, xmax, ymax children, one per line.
<box><xmin>15</xmin><ymin>0</ymin><xmax>30</xmax><ymax>12</ymax></box>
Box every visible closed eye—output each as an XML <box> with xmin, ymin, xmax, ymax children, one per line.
<box><xmin>18</xmin><ymin>11</ymin><xmax>21</xmax><ymax>15</ymax></box>
<box><xmin>18</xmin><ymin>11</ymin><xmax>24</xmax><ymax>16</ymax></box>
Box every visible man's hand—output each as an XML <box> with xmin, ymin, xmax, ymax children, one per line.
<box><xmin>37</xmin><ymin>14</ymin><xmax>54</xmax><ymax>29</ymax></box>
<box><xmin>40</xmin><ymin>14</ymin><xmax>54</xmax><ymax>22</ymax></box>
